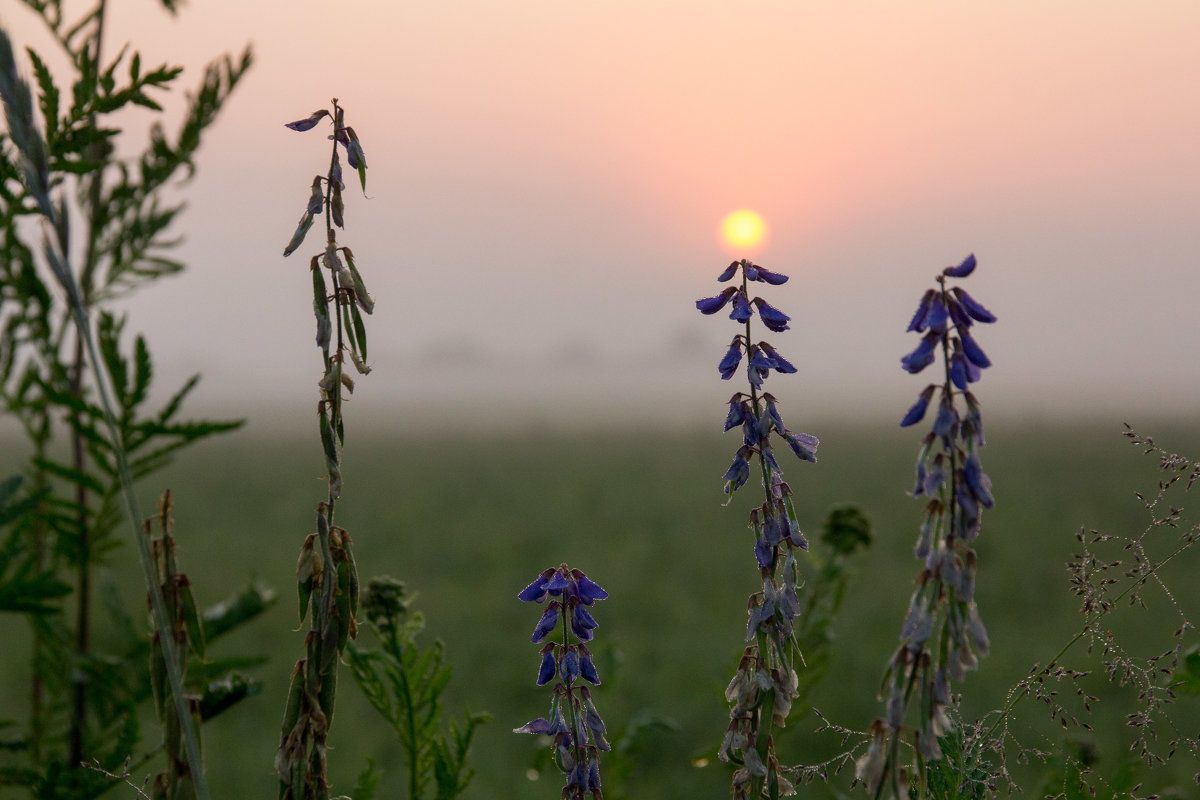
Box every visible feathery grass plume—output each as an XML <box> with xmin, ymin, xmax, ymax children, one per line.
<box><xmin>962</xmin><ymin>427</ymin><xmax>1200</xmax><ymax>797</ymax></box>
<box><xmin>857</xmin><ymin>253</ymin><xmax>996</xmax><ymax>799</ymax></box>
<box><xmin>516</xmin><ymin>565</ymin><xmax>610</xmax><ymax>799</ymax></box>
<box><xmin>696</xmin><ymin>259</ymin><xmax>817</xmax><ymax>799</ymax></box>
<box><xmin>275</xmin><ymin>99</ymin><xmax>372</xmax><ymax>800</ymax></box>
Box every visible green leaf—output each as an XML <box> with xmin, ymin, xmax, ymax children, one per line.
<box><xmin>0</xmin><ymin>569</ymin><xmax>72</xmax><ymax>614</ymax></box>
<box><xmin>201</xmin><ymin>582</ymin><xmax>277</xmax><ymax>641</ymax></box>
<box><xmin>31</xmin><ymin>455</ymin><xmax>106</xmax><ymax>495</ymax></box>
<box><xmin>351</xmin><ymin>758</ymin><xmax>382</xmax><ymax>800</ymax></box>
<box><xmin>197</xmin><ymin>672</ymin><xmax>261</xmax><ymax>720</ymax></box>
<box><xmin>180</xmin><ymin>581</ymin><xmax>206</xmax><ymax>659</ymax></box>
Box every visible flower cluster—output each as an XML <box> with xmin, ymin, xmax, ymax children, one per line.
<box><xmin>697</xmin><ymin>259</ymin><xmax>817</xmax><ymax>798</ymax></box>
<box><xmin>857</xmin><ymin>254</ymin><xmax>997</xmax><ymax>795</ymax></box>
<box><xmin>515</xmin><ymin>565</ymin><xmax>609</xmax><ymax>800</ymax></box>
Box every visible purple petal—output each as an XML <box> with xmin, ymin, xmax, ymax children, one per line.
<box><xmin>560</xmin><ymin>647</ymin><xmax>580</xmax><ymax>683</ymax></box>
<box><xmin>531</xmin><ymin>605</ymin><xmax>559</xmax><ymax>643</ymax></box>
<box><xmin>718</xmin><ymin>342</ymin><xmax>743</xmax><ymax>380</ymax></box>
<box><xmin>952</xmin><ymin>287</ymin><xmax>996</xmax><ymax>323</ymax></box>
<box><xmin>730</xmin><ymin>292</ymin><xmax>752</xmax><ymax>322</ymax></box>
<box><xmin>784</xmin><ymin>432</ymin><xmax>818</xmax><ymax>462</ymax></box>
<box><xmin>945</xmin><ymin>296</ymin><xmax>971</xmax><ymax>329</ymax></box>
<box><xmin>513</xmin><ymin>717</ymin><xmax>554</xmax><ymax>735</ymax></box>
<box><xmin>518</xmin><ymin>571</ymin><xmax>552</xmax><ymax>602</ymax></box>
<box><xmin>575</xmin><ymin>573</ymin><xmax>609</xmax><ymax>602</ymax></box>
<box><xmin>907</xmin><ymin>290</ymin><xmax>935</xmax><ymax>333</ymax></box>
<box><xmin>284</xmin><ymin>109</ymin><xmax>329</xmax><ymax>131</ymax></box>
<box><xmin>723</xmin><ymin>395</ymin><xmax>746</xmax><ymax>431</ymax></box>
<box><xmin>718</xmin><ymin>261</ymin><xmax>739</xmax><ymax>281</ymax></box>
<box><xmin>901</xmin><ymin>333</ymin><xmax>938</xmax><ymax>374</ymax></box>
<box><xmin>759</xmin><ymin>343</ymin><xmax>796</xmax><ymax>374</ymax></box>
<box><xmin>900</xmin><ymin>386</ymin><xmax>935</xmax><ymax>427</ymax></box>
<box><xmin>755</xmin><ymin>534</ymin><xmax>773</xmax><ymax>568</ymax></box>
<box><xmin>926</xmin><ymin>298</ymin><xmax>949</xmax><ymax>330</ymax></box>
<box><xmin>960</xmin><ymin>331</ymin><xmax>991</xmax><ymax>368</ymax></box>
<box><xmin>942</xmin><ymin>253</ymin><xmax>977</xmax><ymax>278</ymax></box>
<box><xmin>754</xmin><ymin>298</ymin><xmax>790</xmax><ymax>332</ymax></box>
<box><xmin>537</xmin><ymin>649</ymin><xmax>557</xmax><ymax>685</ymax></box>
<box><xmin>932</xmin><ymin>403</ymin><xmax>958</xmax><ymax>439</ymax></box>
<box><xmin>723</xmin><ymin>453</ymin><xmax>750</xmax><ymax>492</ymax></box>
<box><xmin>697</xmin><ymin>287</ymin><xmax>737</xmax><ymax>314</ymax></box>
<box><xmin>765</xmin><ymin>396</ymin><xmax>785</xmax><ymax>434</ymax></box>
<box><xmin>755</xmin><ymin>267</ymin><xmax>789</xmax><ymax>285</ymax></box>
<box><xmin>545</xmin><ymin>571</ymin><xmax>569</xmax><ymax>594</ymax></box>
<box><xmin>949</xmin><ymin>351</ymin><xmax>969</xmax><ymax>391</ymax></box>
<box><xmin>964</xmin><ymin>452</ymin><xmax>994</xmax><ymax>508</ymax></box>
<box><xmin>580</xmin><ymin>650</ymin><xmax>601</xmax><ymax>684</ymax></box>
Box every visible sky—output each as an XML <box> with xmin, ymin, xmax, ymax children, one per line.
<box><xmin>3</xmin><ymin>1</ymin><xmax>1199</xmax><ymax>429</ymax></box>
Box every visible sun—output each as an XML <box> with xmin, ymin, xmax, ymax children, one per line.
<box><xmin>718</xmin><ymin>209</ymin><xmax>768</xmax><ymax>257</ymax></box>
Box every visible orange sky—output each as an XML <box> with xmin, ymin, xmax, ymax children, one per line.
<box><xmin>3</xmin><ymin>1</ymin><xmax>1199</xmax><ymax>425</ymax></box>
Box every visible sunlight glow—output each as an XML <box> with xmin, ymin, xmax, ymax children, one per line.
<box><xmin>718</xmin><ymin>209</ymin><xmax>768</xmax><ymax>257</ymax></box>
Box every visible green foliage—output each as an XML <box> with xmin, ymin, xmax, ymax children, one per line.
<box><xmin>346</xmin><ymin>577</ymin><xmax>489</xmax><ymax>800</ymax></box>
<box><xmin>0</xmin><ymin>3</ymin><xmax>254</xmax><ymax>796</ymax></box>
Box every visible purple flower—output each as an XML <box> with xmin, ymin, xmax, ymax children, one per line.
<box><xmin>759</xmin><ymin>342</ymin><xmax>797</xmax><ymax>374</ymax></box>
<box><xmin>723</xmin><ymin>450</ymin><xmax>751</xmax><ymax>492</ymax></box>
<box><xmin>945</xmin><ymin>295</ymin><xmax>971</xmax><ymax>329</ymax></box>
<box><xmin>718</xmin><ymin>261</ymin><xmax>739</xmax><ymax>281</ymax></box>
<box><xmin>571</xmin><ymin>569</ymin><xmax>609</xmax><ymax>603</ymax></box>
<box><xmin>518</xmin><ymin>568</ymin><xmax>557</xmax><ymax>602</ymax></box>
<box><xmin>901</xmin><ymin>333</ymin><xmax>938</xmax><ymax>374</ymax></box>
<box><xmin>754</xmin><ymin>298</ymin><xmax>790</xmax><ymax>332</ymax></box>
<box><xmin>963</xmin><ymin>452</ymin><xmax>994</xmax><ymax>508</ymax></box>
<box><xmin>784</xmin><ymin>431</ymin><xmax>818</xmax><ymax>463</ymax></box>
<box><xmin>571</xmin><ymin>603</ymin><xmax>599</xmax><ymax>641</ymax></box>
<box><xmin>949</xmin><ymin>351</ymin><xmax>969</xmax><ymax>391</ymax></box>
<box><xmin>718</xmin><ymin>340</ymin><xmax>744</xmax><ymax>380</ymax></box>
<box><xmin>925</xmin><ymin>298</ymin><xmax>949</xmax><ymax>331</ymax></box>
<box><xmin>697</xmin><ymin>286</ymin><xmax>738</xmax><ymax>314</ymax></box>
<box><xmin>932</xmin><ymin>403</ymin><xmax>958</xmax><ymax>439</ymax></box>
<box><xmin>730</xmin><ymin>291</ymin><xmax>752</xmax><ymax>323</ymax></box>
<box><xmin>907</xmin><ymin>289</ymin><xmax>936</xmax><ymax>333</ymax></box>
<box><xmin>764</xmin><ymin>393</ymin><xmax>786</xmax><ymax>433</ymax></box>
<box><xmin>942</xmin><ymin>253</ymin><xmax>977</xmax><ymax>278</ymax></box>
<box><xmin>531</xmin><ymin>604</ymin><xmax>559</xmax><ymax>643</ymax></box>
<box><xmin>724</xmin><ymin>394</ymin><xmax>747</xmax><ymax>431</ymax></box>
<box><xmin>960</xmin><ymin>331</ymin><xmax>991</xmax><ymax>368</ymax></box>
<box><xmin>513</xmin><ymin>717</ymin><xmax>554</xmax><ymax>735</ymax></box>
<box><xmin>284</xmin><ymin>109</ymin><xmax>330</xmax><ymax>131</ymax></box>
<box><xmin>579</xmin><ymin>646</ymin><xmax>601</xmax><ymax>684</ymax></box>
<box><xmin>560</xmin><ymin>647</ymin><xmax>580</xmax><ymax>683</ymax></box>
<box><xmin>900</xmin><ymin>385</ymin><xmax>936</xmax><ymax>427</ymax></box>
<box><xmin>952</xmin><ymin>287</ymin><xmax>996</xmax><ymax>323</ymax></box>
<box><xmin>754</xmin><ymin>266</ymin><xmax>789</xmax><ymax>285</ymax></box>
<box><xmin>537</xmin><ymin>647</ymin><xmax>558</xmax><ymax>685</ymax></box>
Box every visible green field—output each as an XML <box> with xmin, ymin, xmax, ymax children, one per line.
<box><xmin>3</xmin><ymin>419</ymin><xmax>1198</xmax><ymax>798</ymax></box>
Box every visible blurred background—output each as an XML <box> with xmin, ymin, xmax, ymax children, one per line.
<box><xmin>4</xmin><ymin>0</ymin><xmax>1200</xmax><ymax>431</ymax></box>
<box><xmin>2</xmin><ymin>2</ymin><xmax>1199</xmax><ymax>799</ymax></box>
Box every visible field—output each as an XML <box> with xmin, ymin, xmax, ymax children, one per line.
<box><xmin>3</xmin><ymin>418</ymin><xmax>1199</xmax><ymax>799</ymax></box>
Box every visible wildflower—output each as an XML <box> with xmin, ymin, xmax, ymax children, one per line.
<box><xmin>696</xmin><ymin>258</ymin><xmax>814</xmax><ymax>797</ymax></box>
<box><xmin>284</xmin><ymin>109</ymin><xmax>330</xmax><ymax>131</ymax></box>
<box><xmin>515</xmin><ymin>565</ymin><xmax>608</xmax><ymax>799</ymax></box>
<box><xmin>870</xmin><ymin>254</ymin><xmax>997</xmax><ymax>795</ymax></box>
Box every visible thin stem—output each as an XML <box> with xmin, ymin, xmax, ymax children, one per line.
<box><xmin>561</xmin><ymin>603</ymin><xmax>584</xmax><ymax>798</ymax></box>
<box><xmin>977</xmin><ymin>535</ymin><xmax>1197</xmax><ymax>750</ymax></box>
